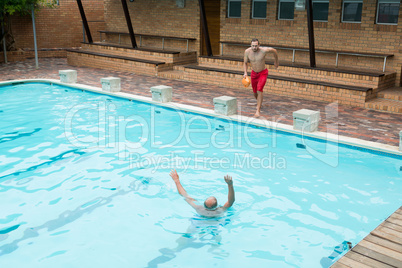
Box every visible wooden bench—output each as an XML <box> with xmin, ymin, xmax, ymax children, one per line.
<box><xmin>66</xmin><ymin>49</ymin><xmax>166</xmax><ymax>66</ymax></box>
<box><xmin>220</xmin><ymin>41</ymin><xmax>394</xmax><ymax>72</ymax></box>
<box><xmin>198</xmin><ymin>55</ymin><xmax>385</xmax><ymax>77</ymax></box>
<box><xmin>183</xmin><ymin>64</ymin><xmax>373</xmax><ymax>92</ymax></box>
<box><xmin>99</xmin><ymin>30</ymin><xmax>196</xmax><ymax>52</ymax></box>
<box><xmin>86</xmin><ymin>42</ymin><xmax>181</xmax><ymax>55</ymax></box>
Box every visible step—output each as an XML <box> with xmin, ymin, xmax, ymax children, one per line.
<box><xmin>365</xmin><ymin>98</ymin><xmax>402</xmax><ymax>114</ymax></box>
<box><xmin>67</xmin><ymin>49</ymin><xmax>166</xmax><ymax>65</ymax></box>
<box><xmin>165</xmin><ymin>64</ymin><xmax>374</xmax><ymax>107</ymax></box>
<box><xmin>183</xmin><ymin>64</ymin><xmax>372</xmax><ymax>92</ymax></box>
<box><xmin>157</xmin><ymin>69</ymin><xmax>186</xmax><ymax>80</ymax></box>
<box><xmin>82</xmin><ymin>43</ymin><xmax>197</xmax><ymax>65</ymax></box>
<box><xmin>377</xmin><ymin>86</ymin><xmax>402</xmax><ymax>101</ymax></box>
<box><xmin>199</xmin><ymin>56</ymin><xmax>386</xmax><ymax>77</ymax></box>
<box><xmin>67</xmin><ymin>49</ymin><xmax>172</xmax><ymax>76</ymax></box>
<box><xmin>198</xmin><ymin>56</ymin><xmax>395</xmax><ymax>90</ymax></box>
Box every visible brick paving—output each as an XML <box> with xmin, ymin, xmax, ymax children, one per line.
<box><xmin>1</xmin><ymin>58</ymin><xmax>401</xmax><ymax>147</ymax></box>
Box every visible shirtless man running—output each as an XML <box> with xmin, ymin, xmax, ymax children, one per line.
<box><xmin>169</xmin><ymin>170</ymin><xmax>235</xmax><ymax>218</ymax></box>
<box><xmin>243</xmin><ymin>38</ymin><xmax>279</xmax><ymax>117</ymax></box>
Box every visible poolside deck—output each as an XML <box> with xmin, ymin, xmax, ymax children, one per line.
<box><xmin>1</xmin><ymin>58</ymin><xmax>401</xmax><ymax>148</ymax></box>
<box><xmin>331</xmin><ymin>206</ymin><xmax>402</xmax><ymax>268</ymax></box>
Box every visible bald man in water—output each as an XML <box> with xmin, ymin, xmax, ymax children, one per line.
<box><xmin>169</xmin><ymin>170</ymin><xmax>235</xmax><ymax>218</ymax></box>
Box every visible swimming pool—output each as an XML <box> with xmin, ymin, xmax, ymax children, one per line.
<box><xmin>0</xmin><ymin>81</ymin><xmax>401</xmax><ymax>267</ymax></box>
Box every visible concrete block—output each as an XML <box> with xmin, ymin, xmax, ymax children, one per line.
<box><xmin>59</xmin><ymin>70</ymin><xmax>77</xmax><ymax>83</ymax></box>
<box><xmin>213</xmin><ymin>96</ymin><xmax>237</xmax><ymax>116</ymax></box>
<box><xmin>293</xmin><ymin>109</ymin><xmax>320</xmax><ymax>132</ymax></box>
<box><xmin>399</xmin><ymin>130</ymin><xmax>402</xmax><ymax>151</ymax></box>
<box><xmin>150</xmin><ymin>85</ymin><xmax>172</xmax><ymax>103</ymax></box>
<box><xmin>101</xmin><ymin>77</ymin><xmax>121</xmax><ymax>92</ymax></box>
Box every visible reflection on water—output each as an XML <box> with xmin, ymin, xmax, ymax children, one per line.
<box><xmin>146</xmin><ymin>212</ymin><xmax>234</xmax><ymax>268</ymax></box>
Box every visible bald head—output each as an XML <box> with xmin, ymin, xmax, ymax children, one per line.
<box><xmin>204</xmin><ymin>196</ymin><xmax>218</xmax><ymax>210</ymax></box>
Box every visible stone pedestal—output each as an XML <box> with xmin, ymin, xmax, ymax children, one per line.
<box><xmin>213</xmin><ymin>96</ymin><xmax>237</xmax><ymax>116</ymax></box>
<box><xmin>150</xmin><ymin>85</ymin><xmax>172</xmax><ymax>103</ymax></box>
<box><xmin>59</xmin><ymin>70</ymin><xmax>77</xmax><ymax>83</ymax></box>
<box><xmin>293</xmin><ymin>109</ymin><xmax>320</xmax><ymax>132</ymax></box>
<box><xmin>101</xmin><ymin>77</ymin><xmax>121</xmax><ymax>92</ymax></box>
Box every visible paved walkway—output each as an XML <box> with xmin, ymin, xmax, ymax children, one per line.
<box><xmin>1</xmin><ymin>58</ymin><xmax>401</xmax><ymax>147</ymax></box>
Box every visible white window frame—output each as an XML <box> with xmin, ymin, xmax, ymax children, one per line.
<box><xmin>252</xmin><ymin>0</ymin><xmax>267</xmax><ymax>19</ymax></box>
<box><xmin>278</xmin><ymin>0</ymin><xmax>295</xmax><ymax>21</ymax></box>
<box><xmin>312</xmin><ymin>0</ymin><xmax>329</xmax><ymax>22</ymax></box>
<box><xmin>228</xmin><ymin>0</ymin><xmax>242</xmax><ymax>18</ymax></box>
<box><xmin>376</xmin><ymin>0</ymin><xmax>400</xmax><ymax>25</ymax></box>
<box><xmin>341</xmin><ymin>0</ymin><xmax>363</xmax><ymax>23</ymax></box>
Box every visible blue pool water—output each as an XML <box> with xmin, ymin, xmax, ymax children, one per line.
<box><xmin>0</xmin><ymin>82</ymin><xmax>401</xmax><ymax>267</ymax></box>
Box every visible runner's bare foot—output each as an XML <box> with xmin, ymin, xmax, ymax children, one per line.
<box><xmin>254</xmin><ymin>111</ymin><xmax>261</xmax><ymax>117</ymax></box>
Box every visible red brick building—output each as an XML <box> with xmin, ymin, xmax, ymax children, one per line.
<box><xmin>103</xmin><ymin>0</ymin><xmax>401</xmax><ymax>85</ymax></box>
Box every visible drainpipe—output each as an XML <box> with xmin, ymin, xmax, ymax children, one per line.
<box><xmin>31</xmin><ymin>5</ymin><xmax>38</xmax><ymax>69</ymax></box>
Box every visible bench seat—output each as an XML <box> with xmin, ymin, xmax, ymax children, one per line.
<box><xmin>199</xmin><ymin>55</ymin><xmax>385</xmax><ymax>77</ymax></box>
<box><xmin>66</xmin><ymin>48</ymin><xmax>171</xmax><ymax>76</ymax></box>
<box><xmin>99</xmin><ymin>31</ymin><xmax>196</xmax><ymax>52</ymax></box>
<box><xmin>67</xmin><ymin>49</ymin><xmax>165</xmax><ymax>66</ymax></box>
<box><xmin>183</xmin><ymin>64</ymin><xmax>372</xmax><ymax>92</ymax></box>
<box><xmin>220</xmin><ymin>41</ymin><xmax>393</xmax><ymax>57</ymax></box>
<box><xmin>220</xmin><ymin>41</ymin><xmax>394</xmax><ymax>72</ymax></box>
<box><xmin>98</xmin><ymin>30</ymin><xmax>196</xmax><ymax>41</ymax></box>
<box><xmin>85</xmin><ymin>42</ymin><xmax>181</xmax><ymax>55</ymax></box>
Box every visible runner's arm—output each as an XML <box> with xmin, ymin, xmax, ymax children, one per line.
<box><xmin>264</xmin><ymin>47</ymin><xmax>279</xmax><ymax>68</ymax></box>
<box><xmin>243</xmin><ymin>51</ymin><xmax>249</xmax><ymax>78</ymax></box>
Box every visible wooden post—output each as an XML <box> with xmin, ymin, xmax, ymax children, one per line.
<box><xmin>121</xmin><ymin>0</ymin><xmax>137</xmax><ymax>49</ymax></box>
<box><xmin>306</xmin><ymin>0</ymin><xmax>316</xmax><ymax>67</ymax></box>
<box><xmin>199</xmin><ymin>0</ymin><xmax>212</xmax><ymax>56</ymax></box>
<box><xmin>76</xmin><ymin>0</ymin><xmax>93</xmax><ymax>44</ymax></box>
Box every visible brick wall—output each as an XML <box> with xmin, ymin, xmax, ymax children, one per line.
<box><xmin>104</xmin><ymin>0</ymin><xmax>201</xmax><ymax>53</ymax></box>
<box><xmin>220</xmin><ymin>0</ymin><xmax>402</xmax><ymax>86</ymax></box>
<box><xmin>2</xmin><ymin>0</ymin><xmax>104</xmax><ymax>61</ymax></box>
<box><xmin>0</xmin><ymin>51</ymin><xmax>26</xmax><ymax>62</ymax></box>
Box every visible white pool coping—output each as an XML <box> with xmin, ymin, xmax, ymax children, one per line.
<box><xmin>1</xmin><ymin>78</ymin><xmax>401</xmax><ymax>157</ymax></box>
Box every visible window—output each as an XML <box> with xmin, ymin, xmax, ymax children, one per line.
<box><xmin>376</xmin><ymin>0</ymin><xmax>400</xmax><ymax>25</ymax></box>
<box><xmin>228</xmin><ymin>0</ymin><xmax>241</xmax><ymax>18</ymax></box>
<box><xmin>313</xmin><ymin>0</ymin><xmax>329</xmax><ymax>21</ymax></box>
<box><xmin>278</xmin><ymin>0</ymin><xmax>295</xmax><ymax>20</ymax></box>
<box><xmin>342</xmin><ymin>0</ymin><xmax>363</xmax><ymax>23</ymax></box>
<box><xmin>252</xmin><ymin>0</ymin><xmax>267</xmax><ymax>19</ymax></box>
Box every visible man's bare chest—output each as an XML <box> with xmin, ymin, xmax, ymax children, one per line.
<box><xmin>248</xmin><ymin>51</ymin><xmax>266</xmax><ymax>62</ymax></box>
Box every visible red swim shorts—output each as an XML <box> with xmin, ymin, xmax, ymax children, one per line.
<box><xmin>251</xmin><ymin>68</ymin><xmax>268</xmax><ymax>93</ymax></box>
